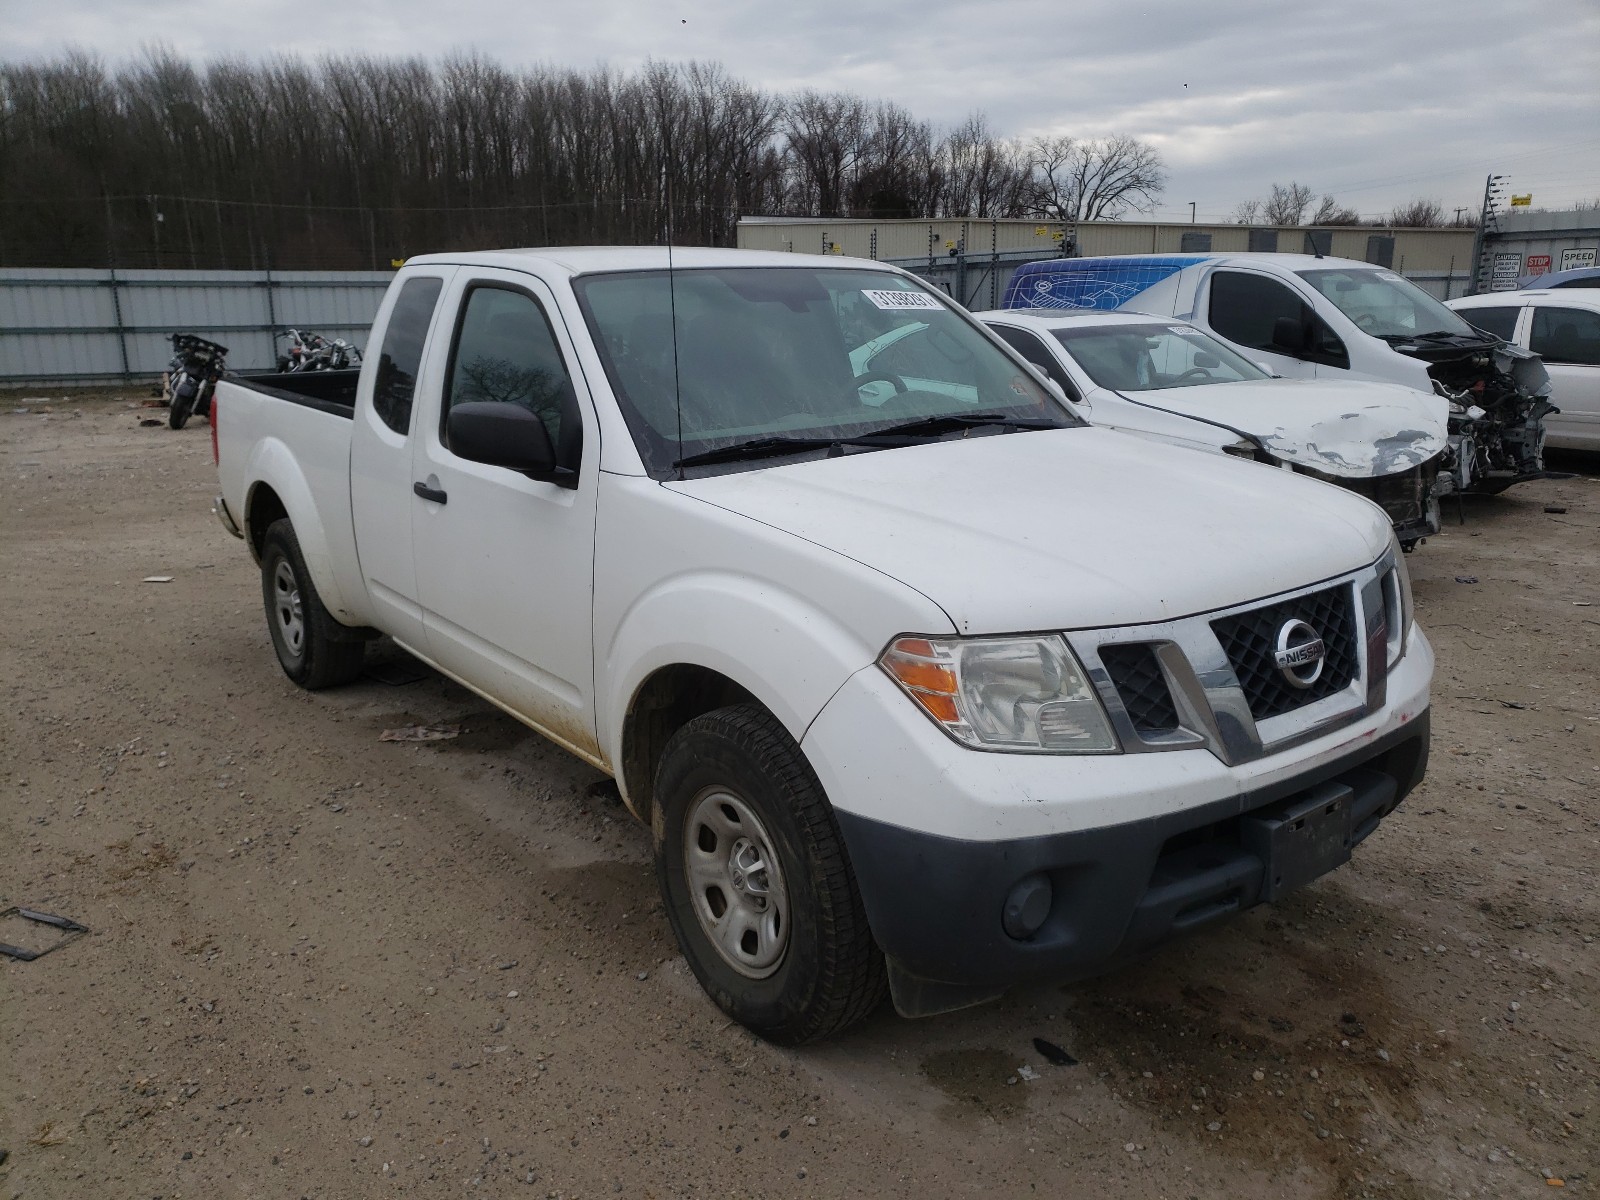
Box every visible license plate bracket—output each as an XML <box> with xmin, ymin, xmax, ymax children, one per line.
<box><xmin>1240</xmin><ymin>781</ymin><xmax>1354</xmax><ymax>903</ymax></box>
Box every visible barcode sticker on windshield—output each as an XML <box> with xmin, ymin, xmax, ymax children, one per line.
<box><xmin>862</xmin><ymin>289</ymin><xmax>944</xmax><ymax>311</ymax></box>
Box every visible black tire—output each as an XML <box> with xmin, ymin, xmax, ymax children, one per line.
<box><xmin>653</xmin><ymin>704</ymin><xmax>886</xmax><ymax>1044</ymax></box>
<box><xmin>168</xmin><ymin>376</ymin><xmax>193</xmax><ymax>430</ymax></box>
<box><xmin>260</xmin><ymin>518</ymin><xmax>366</xmax><ymax>689</ymax></box>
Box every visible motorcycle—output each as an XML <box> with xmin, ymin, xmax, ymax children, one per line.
<box><xmin>277</xmin><ymin>329</ymin><xmax>362</xmax><ymax>372</ymax></box>
<box><xmin>165</xmin><ymin>334</ymin><xmax>229</xmax><ymax>430</ymax></box>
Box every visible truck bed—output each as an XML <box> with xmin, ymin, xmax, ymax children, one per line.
<box><xmin>213</xmin><ymin>371</ymin><xmax>371</xmax><ymax>628</ymax></box>
<box><xmin>226</xmin><ymin>369</ymin><xmax>361</xmax><ymax>417</ymax></box>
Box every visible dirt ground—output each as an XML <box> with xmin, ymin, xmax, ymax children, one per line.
<box><xmin>2</xmin><ymin>392</ymin><xmax>1596</xmax><ymax>1200</ymax></box>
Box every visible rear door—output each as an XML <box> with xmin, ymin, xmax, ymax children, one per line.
<box><xmin>349</xmin><ymin>270</ymin><xmax>452</xmax><ymax>649</ymax></box>
<box><xmin>408</xmin><ymin>268</ymin><xmax>601</xmax><ymax>759</ymax></box>
<box><xmin>1528</xmin><ymin>303</ymin><xmax>1600</xmax><ymax>448</ymax></box>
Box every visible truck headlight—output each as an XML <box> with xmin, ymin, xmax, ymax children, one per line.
<box><xmin>1380</xmin><ymin>536</ymin><xmax>1415</xmax><ymax>669</ymax></box>
<box><xmin>879</xmin><ymin>635</ymin><xmax>1119</xmax><ymax>753</ymax></box>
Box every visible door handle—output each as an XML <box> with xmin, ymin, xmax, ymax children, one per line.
<box><xmin>412</xmin><ymin>481</ymin><xmax>448</xmax><ymax>505</ymax></box>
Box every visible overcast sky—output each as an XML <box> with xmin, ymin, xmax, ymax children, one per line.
<box><xmin>4</xmin><ymin>0</ymin><xmax>1597</xmax><ymax>221</ymax></box>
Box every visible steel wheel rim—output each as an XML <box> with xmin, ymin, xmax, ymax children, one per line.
<box><xmin>683</xmin><ymin>786</ymin><xmax>789</xmax><ymax>979</ymax></box>
<box><xmin>272</xmin><ymin>558</ymin><xmax>305</xmax><ymax>660</ymax></box>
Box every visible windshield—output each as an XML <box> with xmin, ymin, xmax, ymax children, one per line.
<box><xmin>1298</xmin><ymin>268</ymin><xmax>1478</xmax><ymax>340</ymax></box>
<box><xmin>572</xmin><ymin>267</ymin><xmax>1073</xmax><ymax>475</ymax></box>
<box><xmin>1051</xmin><ymin>323</ymin><xmax>1269</xmax><ymax>392</ymax></box>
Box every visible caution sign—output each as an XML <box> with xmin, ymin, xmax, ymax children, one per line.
<box><xmin>1510</xmin><ymin>194</ymin><xmax>1532</xmax><ymax>207</ymax></box>
<box><xmin>1490</xmin><ymin>252</ymin><xmax>1523</xmax><ymax>291</ymax></box>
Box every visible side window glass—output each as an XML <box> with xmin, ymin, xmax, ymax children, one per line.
<box><xmin>372</xmin><ymin>276</ymin><xmax>443</xmax><ymax>435</ymax></box>
<box><xmin>1209</xmin><ymin>271</ymin><xmax>1346</xmax><ymax>368</ymax></box>
<box><xmin>445</xmin><ymin>285</ymin><xmax>579</xmax><ymax>455</ymax></box>
<box><xmin>1208</xmin><ymin>271</ymin><xmax>1309</xmax><ymax>351</ymax></box>
<box><xmin>1529</xmin><ymin>307</ymin><xmax>1600</xmax><ymax>366</ymax></box>
<box><xmin>1461</xmin><ymin>306</ymin><xmax>1520</xmax><ymax>342</ymax></box>
<box><xmin>988</xmin><ymin>324</ymin><xmax>1082</xmax><ymax>401</ymax></box>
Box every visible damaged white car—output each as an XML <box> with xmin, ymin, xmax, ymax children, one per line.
<box><xmin>976</xmin><ymin>310</ymin><xmax>1447</xmax><ymax>547</ymax></box>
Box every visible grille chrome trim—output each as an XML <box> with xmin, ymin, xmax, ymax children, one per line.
<box><xmin>1070</xmin><ymin>552</ymin><xmax>1395</xmax><ymax>766</ymax></box>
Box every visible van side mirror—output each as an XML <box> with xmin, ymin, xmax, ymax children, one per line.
<box><xmin>447</xmin><ymin>401</ymin><xmax>574</xmax><ymax>487</ymax></box>
<box><xmin>1271</xmin><ymin>316</ymin><xmax>1306</xmax><ymax>351</ymax></box>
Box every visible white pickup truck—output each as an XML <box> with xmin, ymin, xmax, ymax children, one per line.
<box><xmin>212</xmin><ymin>247</ymin><xmax>1433</xmax><ymax>1043</ymax></box>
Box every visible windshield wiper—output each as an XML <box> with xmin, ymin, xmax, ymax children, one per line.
<box><xmin>671</xmin><ymin>414</ymin><xmax>1060</xmax><ymax>470</ymax></box>
<box><xmin>671</xmin><ymin>436</ymin><xmax>852</xmax><ymax>469</ymax></box>
<box><xmin>862</xmin><ymin>412</ymin><xmax>1060</xmax><ymax>439</ymax></box>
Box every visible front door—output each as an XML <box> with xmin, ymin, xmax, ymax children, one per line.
<box><xmin>1528</xmin><ymin>304</ymin><xmax>1600</xmax><ymax>449</ymax></box>
<box><xmin>1204</xmin><ymin>269</ymin><xmax>1332</xmax><ymax>380</ymax></box>
<box><xmin>409</xmin><ymin>270</ymin><xmax>601</xmax><ymax>760</ymax></box>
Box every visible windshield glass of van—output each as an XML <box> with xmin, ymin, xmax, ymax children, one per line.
<box><xmin>1298</xmin><ymin>268</ymin><xmax>1477</xmax><ymax>340</ymax></box>
<box><xmin>1051</xmin><ymin>323</ymin><xmax>1269</xmax><ymax>391</ymax></box>
<box><xmin>573</xmin><ymin>267</ymin><xmax>1073</xmax><ymax>474</ymax></box>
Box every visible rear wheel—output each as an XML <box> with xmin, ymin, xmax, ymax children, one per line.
<box><xmin>653</xmin><ymin>704</ymin><xmax>886</xmax><ymax>1044</ymax></box>
<box><xmin>260</xmin><ymin>518</ymin><xmax>366</xmax><ymax>689</ymax></box>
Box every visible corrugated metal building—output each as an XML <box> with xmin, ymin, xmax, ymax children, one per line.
<box><xmin>738</xmin><ymin>216</ymin><xmax>1474</xmax><ymax>271</ymax></box>
<box><xmin>736</xmin><ymin>217</ymin><xmax>1476</xmax><ymax>308</ymax></box>
<box><xmin>0</xmin><ymin>267</ymin><xmax>392</xmax><ymax>386</ymax></box>
<box><xmin>1482</xmin><ymin>208</ymin><xmax>1600</xmax><ymax>285</ymax></box>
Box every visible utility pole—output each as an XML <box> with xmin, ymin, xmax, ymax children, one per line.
<box><xmin>1467</xmin><ymin>174</ymin><xmax>1506</xmax><ymax>296</ymax></box>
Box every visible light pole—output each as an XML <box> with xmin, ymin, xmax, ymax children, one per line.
<box><xmin>1189</xmin><ymin>201</ymin><xmax>1196</xmax><ymax>224</ymax></box>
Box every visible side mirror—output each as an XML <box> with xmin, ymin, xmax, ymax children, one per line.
<box><xmin>446</xmin><ymin>401</ymin><xmax>573</xmax><ymax>487</ymax></box>
<box><xmin>1271</xmin><ymin>316</ymin><xmax>1306</xmax><ymax>352</ymax></box>
<box><xmin>1026</xmin><ymin>362</ymin><xmax>1080</xmax><ymax>408</ymax></box>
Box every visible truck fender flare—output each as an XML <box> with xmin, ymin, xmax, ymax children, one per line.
<box><xmin>244</xmin><ymin>438</ymin><xmax>356</xmax><ymax>621</ymax></box>
<box><xmin>600</xmin><ymin>570</ymin><xmax>891</xmax><ymax>786</ymax></box>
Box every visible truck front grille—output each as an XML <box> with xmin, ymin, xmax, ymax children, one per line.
<box><xmin>1099</xmin><ymin>643</ymin><xmax>1179</xmax><ymax>736</ymax></box>
<box><xmin>1210</xmin><ymin>584</ymin><xmax>1357</xmax><ymax>721</ymax></box>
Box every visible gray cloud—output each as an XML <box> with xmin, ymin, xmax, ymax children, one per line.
<box><xmin>4</xmin><ymin>0</ymin><xmax>1596</xmax><ymax>219</ymax></box>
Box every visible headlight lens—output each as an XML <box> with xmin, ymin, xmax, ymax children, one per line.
<box><xmin>880</xmin><ymin>635</ymin><xmax>1119</xmax><ymax>753</ymax></box>
<box><xmin>1380</xmin><ymin>536</ymin><xmax>1414</xmax><ymax>669</ymax></box>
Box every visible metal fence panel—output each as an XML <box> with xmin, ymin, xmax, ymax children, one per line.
<box><xmin>1</xmin><ymin>267</ymin><xmax>393</xmax><ymax>386</ymax></box>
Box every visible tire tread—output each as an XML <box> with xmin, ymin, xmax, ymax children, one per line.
<box><xmin>658</xmin><ymin>704</ymin><xmax>886</xmax><ymax>1043</ymax></box>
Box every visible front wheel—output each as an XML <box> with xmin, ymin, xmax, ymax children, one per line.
<box><xmin>653</xmin><ymin>704</ymin><xmax>886</xmax><ymax>1044</ymax></box>
<box><xmin>168</xmin><ymin>373</ymin><xmax>194</xmax><ymax>429</ymax></box>
<box><xmin>260</xmin><ymin>519</ymin><xmax>366</xmax><ymax>689</ymax></box>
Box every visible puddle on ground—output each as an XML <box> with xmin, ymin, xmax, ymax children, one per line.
<box><xmin>919</xmin><ymin>1046</ymin><xmax>1031</xmax><ymax>1119</ymax></box>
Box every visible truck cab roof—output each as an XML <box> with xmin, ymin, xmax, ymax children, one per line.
<box><xmin>402</xmin><ymin>245</ymin><xmax>875</xmax><ymax>277</ymax></box>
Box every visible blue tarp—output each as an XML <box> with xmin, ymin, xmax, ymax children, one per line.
<box><xmin>1000</xmin><ymin>256</ymin><xmax>1212</xmax><ymax>311</ymax></box>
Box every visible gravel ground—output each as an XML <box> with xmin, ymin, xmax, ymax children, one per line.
<box><xmin>2</xmin><ymin>393</ymin><xmax>1596</xmax><ymax>1200</ymax></box>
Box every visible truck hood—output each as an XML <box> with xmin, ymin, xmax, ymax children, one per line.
<box><xmin>1094</xmin><ymin>378</ymin><xmax>1449</xmax><ymax>478</ymax></box>
<box><xmin>671</xmin><ymin>427</ymin><xmax>1391</xmax><ymax>634</ymax></box>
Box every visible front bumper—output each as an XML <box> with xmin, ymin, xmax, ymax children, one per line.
<box><xmin>802</xmin><ymin>618</ymin><xmax>1433</xmax><ymax>1016</ymax></box>
<box><xmin>833</xmin><ymin>713</ymin><xmax>1426</xmax><ymax>1015</ymax></box>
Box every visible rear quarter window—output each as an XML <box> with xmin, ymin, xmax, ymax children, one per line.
<box><xmin>372</xmin><ymin>276</ymin><xmax>445</xmax><ymax>435</ymax></box>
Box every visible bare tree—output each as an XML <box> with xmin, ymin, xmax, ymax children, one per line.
<box><xmin>1231</xmin><ymin>198</ymin><xmax>1264</xmax><ymax>225</ymax></box>
<box><xmin>1310</xmin><ymin>195</ymin><xmax>1363</xmax><ymax>226</ymax></box>
<box><xmin>0</xmin><ymin>50</ymin><xmax>1162</xmax><ymax>268</ymax></box>
<box><xmin>1021</xmin><ymin>133</ymin><xmax>1165</xmax><ymax>221</ymax></box>
<box><xmin>1262</xmin><ymin>182</ymin><xmax>1316</xmax><ymax>225</ymax></box>
<box><xmin>1386</xmin><ymin>198</ymin><xmax>1446</xmax><ymax>227</ymax></box>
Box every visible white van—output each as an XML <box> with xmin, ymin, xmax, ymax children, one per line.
<box><xmin>1002</xmin><ymin>253</ymin><xmax>1554</xmax><ymax>495</ymax></box>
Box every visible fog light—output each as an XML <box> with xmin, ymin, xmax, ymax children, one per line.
<box><xmin>1002</xmin><ymin>873</ymin><xmax>1053</xmax><ymax>940</ymax></box>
